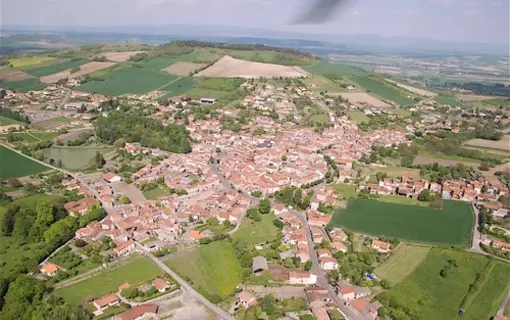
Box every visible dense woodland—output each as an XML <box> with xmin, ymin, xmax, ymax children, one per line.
<box><xmin>94</xmin><ymin>110</ymin><xmax>192</xmax><ymax>153</ymax></box>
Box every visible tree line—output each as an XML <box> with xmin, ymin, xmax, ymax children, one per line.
<box><xmin>0</xmin><ymin>107</ymin><xmax>30</xmax><ymax>124</ymax></box>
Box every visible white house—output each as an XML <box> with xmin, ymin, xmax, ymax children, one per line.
<box><xmin>289</xmin><ymin>271</ymin><xmax>317</xmax><ymax>285</ymax></box>
<box><xmin>319</xmin><ymin>257</ymin><xmax>339</xmax><ymax>271</ymax></box>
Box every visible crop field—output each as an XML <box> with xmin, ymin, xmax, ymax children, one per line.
<box><xmin>434</xmin><ymin>95</ymin><xmax>464</xmax><ymax>107</ymax></box>
<box><xmin>9</xmin><ymin>56</ymin><xmax>56</xmax><ymax>68</ymax></box>
<box><xmin>1</xmin><ymin>78</ymin><xmax>47</xmax><ymax>92</ymax></box>
<box><xmin>330</xmin><ymin>199</ymin><xmax>473</xmax><ymax>247</ymax></box>
<box><xmin>464</xmin><ymin>135</ymin><xmax>510</xmax><ymax>151</ymax></box>
<box><xmin>374</xmin><ymin>244</ymin><xmax>431</xmax><ymax>284</ymax></box>
<box><xmin>77</xmin><ymin>67</ymin><xmax>179</xmax><ymax>96</ymax></box>
<box><xmin>382</xmin><ymin>248</ymin><xmax>492</xmax><ymax>320</ymax></box>
<box><xmin>459</xmin><ymin>261</ymin><xmax>510</xmax><ymax>320</ymax></box>
<box><xmin>388</xmin><ymin>108</ymin><xmax>412</xmax><ymax>117</ymax></box>
<box><xmin>232</xmin><ymin>214</ymin><xmax>279</xmax><ymax>246</ymax></box>
<box><xmin>40</xmin><ymin>61</ymin><xmax>117</xmax><ymax>83</ymax></box>
<box><xmin>0</xmin><ymin>116</ymin><xmax>24</xmax><ymax>126</ymax></box>
<box><xmin>335</xmin><ymin>92</ymin><xmax>390</xmax><ymax>107</ymax></box>
<box><xmin>0</xmin><ymin>70</ymin><xmax>33</xmax><ymax>82</ymax></box>
<box><xmin>306</xmin><ymin>61</ymin><xmax>367</xmax><ymax>77</ymax></box>
<box><xmin>157</xmin><ymin>77</ymin><xmax>195</xmax><ymax>99</ymax></box>
<box><xmin>166</xmin><ymin>240</ymin><xmax>243</xmax><ymax>300</ymax></box>
<box><xmin>195</xmin><ymin>56</ymin><xmax>309</xmax><ymax>79</ymax></box>
<box><xmin>100</xmin><ymin>51</ymin><xmax>145</xmax><ymax>62</ymax></box>
<box><xmin>352</xmin><ymin>76</ymin><xmax>416</xmax><ymax>105</ymax></box>
<box><xmin>413</xmin><ymin>154</ymin><xmax>480</xmax><ymax>167</ymax></box>
<box><xmin>41</xmin><ymin>147</ymin><xmax>113</xmax><ymax>170</ymax></box>
<box><xmin>140</xmin><ymin>57</ymin><xmax>178</xmax><ymax>70</ymax></box>
<box><xmin>164</xmin><ymin>62</ymin><xmax>208</xmax><ymax>76</ymax></box>
<box><xmin>385</xmin><ymin>79</ymin><xmax>437</xmax><ymax>97</ymax></box>
<box><xmin>23</xmin><ymin>58</ymin><xmax>88</xmax><ymax>77</ymax></box>
<box><xmin>55</xmin><ymin>256</ymin><xmax>164</xmax><ymax>305</ymax></box>
<box><xmin>0</xmin><ymin>145</ymin><xmax>51</xmax><ymax>178</ymax></box>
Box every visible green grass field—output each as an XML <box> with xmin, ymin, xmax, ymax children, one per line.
<box><xmin>140</xmin><ymin>57</ymin><xmax>180</xmax><ymax>70</ymax></box>
<box><xmin>364</xmin><ymin>166</ymin><xmax>422</xmax><ymax>179</ymax></box>
<box><xmin>13</xmin><ymin>193</ymin><xmax>62</xmax><ymax>208</ymax></box>
<box><xmin>0</xmin><ymin>116</ymin><xmax>25</xmax><ymax>126</ymax></box>
<box><xmin>434</xmin><ymin>95</ymin><xmax>464</xmax><ymax>107</ymax></box>
<box><xmin>459</xmin><ymin>261</ymin><xmax>510</xmax><ymax>320</ymax></box>
<box><xmin>347</xmin><ymin>110</ymin><xmax>369</xmax><ymax>122</ymax></box>
<box><xmin>232</xmin><ymin>214</ymin><xmax>279</xmax><ymax>245</ymax></box>
<box><xmin>157</xmin><ymin>77</ymin><xmax>194</xmax><ymax>97</ymax></box>
<box><xmin>0</xmin><ymin>145</ymin><xmax>51</xmax><ymax>178</ymax></box>
<box><xmin>9</xmin><ymin>56</ymin><xmax>56</xmax><ymax>68</ymax></box>
<box><xmin>330</xmin><ymin>199</ymin><xmax>473</xmax><ymax>247</ymax></box>
<box><xmin>388</xmin><ymin>108</ymin><xmax>412</xmax><ymax>117</ymax></box>
<box><xmin>166</xmin><ymin>240</ymin><xmax>243</xmax><ymax>300</ymax></box>
<box><xmin>381</xmin><ymin>248</ymin><xmax>494</xmax><ymax>320</ymax></box>
<box><xmin>378</xmin><ymin>195</ymin><xmax>430</xmax><ymax>207</ymax></box>
<box><xmin>23</xmin><ymin>58</ymin><xmax>88</xmax><ymax>77</ymax></box>
<box><xmin>1</xmin><ymin>78</ymin><xmax>47</xmax><ymax>92</ymax></box>
<box><xmin>306</xmin><ymin>61</ymin><xmax>367</xmax><ymax>77</ymax></box>
<box><xmin>0</xmin><ymin>235</ymin><xmax>48</xmax><ymax>278</ymax></box>
<box><xmin>55</xmin><ymin>257</ymin><xmax>164</xmax><ymax>305</ymax></box>
<box><xmin>332</xmin><ymin>183</ymin><xmax>358</xmax><ymax>199</ymax></box>
<box><xmin>77</xmin><ymin>67</ymin><xmax>179</xmax><ymax>95</ymax></box>
<box><xmin>353</xmin><ymin>76</ymin><xmax>416</xmax><ymax>105</ymax></box>
<box><xmin>143</xmin><ymin>186</ymin><xmax>170</xmax><ymax>200</ymax></box>
<box><xmin>374</xmin><ymin>244</ymin><xmax>431</xmax><ymax>284</ymax></box>
<box><xmin>417</xmin><ymin>151</ymin><xmax>482</xmax><ymax>164</ymax></box>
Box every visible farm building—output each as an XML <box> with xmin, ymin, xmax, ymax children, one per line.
<box><xmin>252</xmin><ymin>256</ymin><xmax>268</xmax><ymax>275</ymax></box>
<box><xmin>200</xmin><ymin>98</ymin><xmax>216</xmax><ymax>104</ymax></box>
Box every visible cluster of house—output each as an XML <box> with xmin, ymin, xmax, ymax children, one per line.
<box><xmin>358</xmin><ymin>175</ymin><xmax>509</xmax><ymax>203</ymax></box>
<box><xmin>131</xmin><ymin>144</ymin><xmax>220</xmax><ymax>195</ymax></box>
<box><xmin>241</xmin><ymin>85</ymin><xmax>297</xmax><ymax>117</ymax></box>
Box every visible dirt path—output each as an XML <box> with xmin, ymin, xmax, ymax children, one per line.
<box><xmin>157</xmin><ymin>77</ymin><xmax>182</xmax><ymax>91</ymax></box>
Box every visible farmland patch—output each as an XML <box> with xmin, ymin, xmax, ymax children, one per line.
<box><xmin>8</xmin><ymin>56</ymin><xmax>56</xmax><ymax>68</ymax></box>
<box><xmin>163</xmin><ymin>62</ymin><xmax>208</xmax><ymax>76</ymax></box>
<box><xmin>0</xmin><ymin>70</ymin><xmax>33</xmax><ymax>82</ymax></box>
<box><xmin>100</xmin><ymin>51</ymin><xmax>145</xmax><ymax>62</ymax></box>
<box><xmin>413</xmin><ymin>154</ymin><xmax>480</xmax><ymax>167</ymax></box>
<box><xmin>41</xmin><ymin>146</ymin><xmax>113</xmax><ymax>170</ymax></box>
<box><xmin>23</xmin><ymin>58</ymin><xmax>88</xmax><ymax>77</ymax></box>
<box><xmin>195</xmin><ymin>55</ymin><xmax>309</xmax><ymax>79</ymax></box>
<box><xmin>77</xmin><ymin>67</ymin><xmax>179</xmax><ymax>96</ymax></box>
<box><xmin>352</xmin><ymin>76</ymin><xmax>416</xmax><ymax>105</ymax></box>
<box><xmin>40</xmin><ymin>61</ymin><xmax>116</xmax><ymax>83</ymax></box>
<box><xmin>0</xmin><ymin>145</ymin><xmax>51</xmax><ymax>178</ymax></box>
<box><xmin>1</xmin><ymin>78</ymin><xmax>46</xmax><ymax>92</ymax></box>
<box><xmin>334</xmin><ymin>92</ymin><xmax>390</xmax><ymax>107</ymax></box>
<box><xmin>330</xmin><ymin>199</ymin><xmax>473</xmax><ymax>247</ymax></box>
<box><xmin>385</xmin><ymin>79</ymin><xmax>437</xmax><ymax>97</ymax></box>
<box><xmin>374</xmin><ymin>244</ymin><xmax>430</xmax><ymax>284</ymax></box>
<box><xmin>464</xmin><ymin>135</ymin><xmax>510</xmax><ymax>151</ymax></box>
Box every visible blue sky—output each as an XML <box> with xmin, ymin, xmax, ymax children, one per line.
<box><xmin>3</xmin><ymin>0</ymin><xmax>509</xmax><ymax>44</ymax></box>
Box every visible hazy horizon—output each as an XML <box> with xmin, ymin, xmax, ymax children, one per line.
<box><xmin>2</xmin><ymin>0</ymin><xmax>509</xmax><ymax>46</ymax></box>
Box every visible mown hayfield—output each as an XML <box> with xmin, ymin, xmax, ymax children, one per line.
<box><xmin>380</xmin><ymin>248</ymin><xmax>492</xmax><ymax>320</ymax></box>
<box><xmin>330</xmin><ymin>199</ymin><xmax>473</xmax><ymax>247</ymax></box>
<box><xmin>23</xmin><ymin>58</ymin><xmax>88</xmax><ymax>77</ymax></box>
<box><xmin>9</xmin><ymin>56</ymin><xmax>56</xmax><ymax>68</ymax></box>
<box><xmin>77</xmin><ymin>67</ymin><xmax>179</xmax><ymax>96</ymax></box>
<box><xmin>459</xmin><ymin>261</ymin><xmax>510</xmax><ymax>320</ymax></box>
<box><xmin>1</xmin><ymin>78</ymin><xmax>46</xmax><ymax>92</ymax></box>
<box><xmin>374</xmin><ymin>244</ymin><xmax>431</xmax><ymax>284</ymax></box>
<box><xmin>0</xmin><ymin>145</ymin><xmax>50</xmax><ymax>178</ymax></box>
<box><xmin>55</xmin><ymin>256</ymin><xmax>164</xmax><ymax>305</ymax></box>
<box><xmin>232</xmin><ymin>214</ymin><xmax>279</xmax><ymax>246</ymax></box>
<box><xmin>165</xmin><ymin>240</ymin><xmax>243</xmax><ymax>300</ymax></box>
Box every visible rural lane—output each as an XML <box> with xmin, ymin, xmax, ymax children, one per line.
<box><xmin>284</xmin><ymin>206</ymin><xmax>364</xmax><ymax>320</ymax></box>
<box><xmin>135</xmin><ymin>243</ymin><xmax>234</xmax><ymax>320</ymax></box>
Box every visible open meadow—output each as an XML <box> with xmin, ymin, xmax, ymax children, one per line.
<box><xmin>232</xmin><ymin>214</ymin><xmax>279</xmax><ymax>245</ymax></box>
<box><xmin>55</xmin><ymin>256</ymin><xmax>164</xmax><ymax>305</ymax></box>
<box><xmin>0</xmin><ymin>145</ymin><xmax>50</xmax><ymax>178</ymax></box>
<box><xmin>195</xmin><ymin>55</ymin><xmax>309</xmax><ymax>79</ymax></box>
<box><xmin>413</xmin><ymin>154</ymin><xmax>480</xmax><ymax>167</ymax></box>
<box><xmin>374</xmin><ymin>244</ymin><xmax>431</xmax><ymax>284</ymax></box>
<box><xmin>381</xmin><ymin>248</ymin><xmax>496</xmax><ymax>320</ymax></box>
<box><xmin>165</xmin><ymin>240</ymin><xmax>243</xmax><ymax>301</ymax></box>
<box><xmin>330</xmin><ymin>199</ymin><xmax>473</xmax><ymax>247</ymax></box>
<box><xmin>77</xmin><ymin>67</ymin><xmax>179</xmax><ymax>95</ymax></box>
<box><xmin>347</xmin><ymin>110</ymin><xmax>369</xmax><ymax>122</ymax></box>
<box><xmin>41</xmin><ymin>147</ymin><xmax>113</xmax><ymax>170</ymax></box>
<box><xmin>0</xmin><ymin>235</ymin><xmax>49</xmax><ymax>278</ymax></box>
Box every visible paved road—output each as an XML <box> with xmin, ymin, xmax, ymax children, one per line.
<box><xmin>497</xmin><ymin>290</ymin><xmax>510</xmax><ymax>317</ymax></box>
<box><xmin>284</xmin><ymin>205</ymin><xmax>364</xmax><ymax>320</ymax></box>
<box><xmin>135</xmin><ymin>243</ymin><xmax>234</xmax><ymax>320</ymax></box>
<box><xmin>469</xmin><ymin>204</ymin><xmax>485</xmax><ymax>254</ymax></box>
